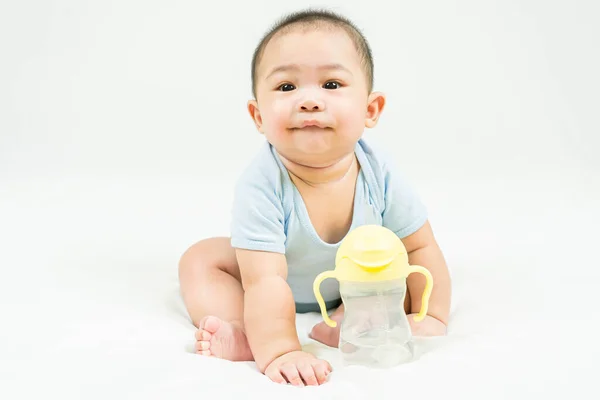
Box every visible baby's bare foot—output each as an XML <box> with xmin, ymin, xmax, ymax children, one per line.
<box><xmin>194</xmin><ymin>316</ymin><xmax>253</xmax><ymax>361</ymax></box>
<box><xmin>309</xmin><ymin>306</ymin><xmax>344</xmax><ymax>348</ymax></box>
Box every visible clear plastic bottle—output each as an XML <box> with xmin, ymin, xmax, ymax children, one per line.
<box><xmin>313</xmin><ymin>225</ymin><xmax>433</xmax><ymax>368</ymax></box>
<box><xmin>337</xmin><ymin>279</ymin><xmax>414</xmax><ymax>367</ymax></box>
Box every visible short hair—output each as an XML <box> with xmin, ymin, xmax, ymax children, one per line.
<box><xmin>250</xmin><ymin>8</ymin><xmax>374</xmax><ymax>98</ymax></box>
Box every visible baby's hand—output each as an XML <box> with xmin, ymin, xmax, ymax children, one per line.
<box><xmin>264</xmin><ymin>350</ymin><xmax>331</xmax><ymax>386</ymax></box>
<box><xmin>408</xmin><ymin>314</ymin><xmax>447</xmax><ymax>337</ymax></box>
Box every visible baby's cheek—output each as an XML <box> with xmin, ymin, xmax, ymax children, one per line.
<box><xmin>262</xmin><ymin>120</ymin><xmax>290</xmax><ymax>146</ymax></box>
<box><xmin>336</xmin><ymin>101</ymin><xmax>365</xmax><ymax>122</ymax></box>
<box><xmin>337</xmin><ymin>109</ymin><xmax>366</xmax><ymax>135</ymax></box>
<box><xmin>270</xmin><ymin>120</ymin><xmax>290</xmax><ymax>139</ymax></box>
<box><xmin>267</xmin><ymin>111</ymin><xmax>290</xmax><ymax>132</ymax></box>
<box><xmin>260</xmin><ymin>112</ymin><xmax>285</xmax><ymax>135</ymax></box>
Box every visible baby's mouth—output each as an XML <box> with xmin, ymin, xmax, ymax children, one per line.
<box><xmin>297</xmin><ymin>120</ymin><xmax>330</xmax><ymax>129</ymax></box>
<box><xmin>290</xmin><ymin>127</ymin><xmax>333</xmax><ymax>135</ymax></box>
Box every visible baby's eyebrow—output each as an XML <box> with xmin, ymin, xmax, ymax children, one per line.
<box><xmin>266</xmin><ymin>63</ymin><xmax>353</xmax><ymax>79</ymax></box>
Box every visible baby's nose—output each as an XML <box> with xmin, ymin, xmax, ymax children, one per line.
<box><xmin>299</xmin><ymin>97</ymin><xmax>325</xmax><ymax>111</ymax></box>
<box><xmin>301</xmin><ymin>102</ymin><xmax>320</xmax><ymax>111</ymax></box>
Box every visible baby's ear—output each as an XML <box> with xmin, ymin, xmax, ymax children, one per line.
<box><xmin>247</xmin><ymin>100</ymin><xmax>265</xmax><ymax>133</ymax></box>
<box><xmin>365</xmin><ymin>92</ymin><xmax>386</xmax><ymax>128</ymax></box>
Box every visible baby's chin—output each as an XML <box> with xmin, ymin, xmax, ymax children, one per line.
<box><xmin>280</xmin><ymin>147</ymin><xmax>354</xmax><ymax>170</ymax></box>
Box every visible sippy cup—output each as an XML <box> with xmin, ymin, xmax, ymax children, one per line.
<box><xmin>313</xmin><ymin>225</ymin><xmax>433</xmax><ymax>368</ymax></box>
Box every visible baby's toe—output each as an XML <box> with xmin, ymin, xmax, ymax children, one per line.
<box><xmin>201</xmin><ymin>316</ymin><xmax>222</xmax><ymax>334</ymax></box>
<box><xmin>195</xmin><ymin>340</ymin><xmax>211</xmax><ymax>353</ymax></box>
<box><xmin>194</xmin><ymin>329</ymin><xmax>212</xmax><ymax>341</ymax></box>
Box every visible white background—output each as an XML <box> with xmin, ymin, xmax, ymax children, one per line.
<box><xmin>1</xmin><ymin>0</ymin><xmax>599</xmax><ymax>399</ymax></box>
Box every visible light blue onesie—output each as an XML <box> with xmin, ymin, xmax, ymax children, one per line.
<box><xmin>230</xmin><ymin>138</ymin><xmax>428</xmax><ymax>313</ymax></box>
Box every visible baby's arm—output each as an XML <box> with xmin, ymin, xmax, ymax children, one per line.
<box><xmin>237</xmin><ymin>249</ymin><xmax>298</xmax><ymax>367</ymax></box>
<box><xmin>375</xmin><ymin>147</ymin><xmax>451</xmax><ymax>334</ymax></box>
<box><xmin>402</xmin><ymin>220</ymin><xmax>451</xmax><ymax>334</ymax></box>
<box><xmin>236</xmin><ymin>248</ymin><xmax>331</xmax><ymax>385</ymax></box>
<box><xmin>229</xmin><ymin>150</ymin><xmax>330</xmax><ymax>385</ymax></box>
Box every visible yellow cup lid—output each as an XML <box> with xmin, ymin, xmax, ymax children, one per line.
<box><xmin>334</xmin><ymin>225</ymin><xmax>409</xmax><ymax>282</ymax></box>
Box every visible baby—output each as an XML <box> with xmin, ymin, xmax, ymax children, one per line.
<box><xmin>178</xmin><ymin>9</ymin><xmax>451</xmax><ymax>386</ymax></box>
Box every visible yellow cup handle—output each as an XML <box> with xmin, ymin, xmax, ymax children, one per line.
<box><xmin>407</xmin><ymin>265</ymin><xmax>433</xmax><ymax>322</ymax></box>
<box><xmin>313</xmin><ymin>270</ymin><xmax>337</xmax><ymax>328</ymax></box>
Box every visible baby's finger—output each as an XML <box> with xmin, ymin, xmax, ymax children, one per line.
<box><xmin>297</xmin><ymin>361</ymin><xmax>318</xmax><ymax>386</ymax></box>
<box><xmin>312</xmin><ymin>361</ymin><xmax>330</xmax><ymax>384</ymax></box>
<box><xmin>280</xmin><ymin>364</ymin><xmax>304</xmax><ymax>387</ymax></box>
<box><xmin>266</xmin><ymin>368</ymin><xmax>286</xmax><ymax>385</ymax></box>
<box><xmin>322</xmin><ymin>359</ymin><xmax>333</xmax><ymax>373</ymax></box>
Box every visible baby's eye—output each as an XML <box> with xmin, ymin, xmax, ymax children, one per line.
<box><xmin>278</xmin><ymin>83</ymin><xmax>296</xmax><ymax>92</ymax></box>
<box><xmin>323</xmin><ymin>81</ymin><xmax>341</xmax><ymax>89</ymax></box>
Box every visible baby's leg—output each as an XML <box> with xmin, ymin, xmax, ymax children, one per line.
<box><xmin>309</xmin><ymin>304</ymin><xmax>345</xmax><ymax>347</ymax></box>
<box><xmin>178</xmin><ymin>237</ymin><xmax>252</xmax><ymax>361</ymax></box>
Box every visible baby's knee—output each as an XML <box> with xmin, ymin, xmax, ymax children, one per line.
<box><xmin>178</xmin><ymin>237</ymin><xmax>237</xmax><ymax>278</ymax></box>
<box><xmin>180</xmin><ymin>238</ymin><xmax>217</xmax><ymax>271</ymax></box>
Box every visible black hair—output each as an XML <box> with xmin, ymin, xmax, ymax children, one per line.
<box><xmin>250</xmin><ymin>8</ymin><xmax>374</xmax><ymax>98</ymax></box>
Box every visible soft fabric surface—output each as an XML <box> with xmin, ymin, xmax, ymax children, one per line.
<box><xmin>1</xmin><ymin>172</ymin><xmax>598</xmax><ymax>400</ymax></box>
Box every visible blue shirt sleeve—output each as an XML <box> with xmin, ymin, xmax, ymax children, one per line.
<box><xmin>380</xmin><ymin>154</ymin><xmax>428</xmax><ymax>239</ymax></box>
<box><xmin>229</xmin><ymin>160</ymin><xmax>287</xmax><ymax>254</ymax></box>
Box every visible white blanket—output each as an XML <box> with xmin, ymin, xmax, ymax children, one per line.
<box><xmin>1</xmin><ymin>174</ymin><xmax>598</xmax><ymax>399</ymax></box>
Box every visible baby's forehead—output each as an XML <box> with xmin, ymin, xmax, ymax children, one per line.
<box><xmin>257</xmin><ymin>28</ymin><xmax>362</xmax><ymax>74</ymax></box>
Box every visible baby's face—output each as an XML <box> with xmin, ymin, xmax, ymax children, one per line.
<box><xmin>249</xmin><ymin>28</ymin><xmax>384</xmax><ymax>168</ymax></box>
